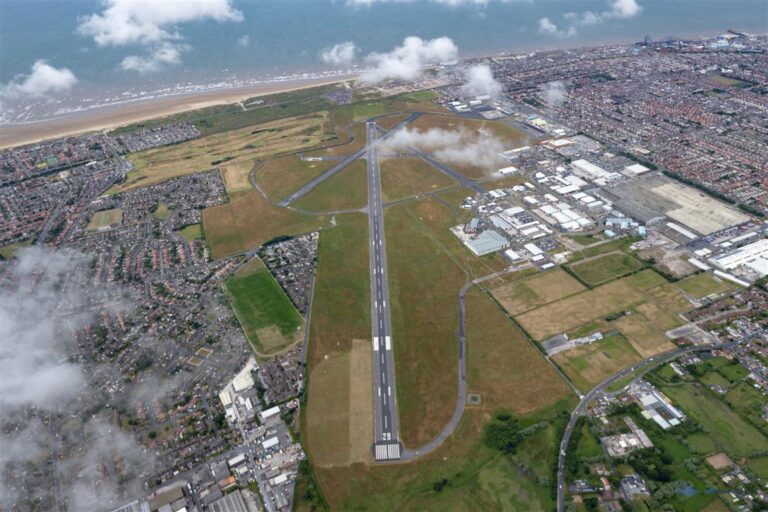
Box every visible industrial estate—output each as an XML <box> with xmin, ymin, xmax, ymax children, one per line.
<box><xmin>2</xmin><ymin>27</ymin><xmax>768</xmax><ymax>512</ymax></box>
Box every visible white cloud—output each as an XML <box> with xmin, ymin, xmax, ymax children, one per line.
<box><xmin>78</xmin><ymin>0</ymin><xmax>243</xmax><ymax>46</ymax></box>
<box><xmin>321</xmin><ymin>41</ymin><xmax>358</xmax><ymax>66</ymax></box>
<box><xmin>612</xmin><ymin>0</ymin><xmax>642</xmax><ymax>18</ymax></box>
<box><xmin>540</xmin><ymin>0</ymin><xmax>642</xmax><ymax>38</ymax></box>
<box><xmin>461</xmin><ymin>64</ymin><xmax>503</xmax><ymax>98</ymax></box>
<box><xmin>120</xmin><ymin>42</ymin><xmax>184</xmax><ymax>73</ymax></box>
<box><xmin>382</xmin><ymin>126</ymin><xmax>506</xmax><ymax>169</ymax></box>
<box><xmin>538</xmin><ymin>17</ymin><xmax>577</xmax><ymax>38</ymax></box>
<box><xmin>78</xmin><ymin>0</ymin><xmax>243</xmax><ymax>71</ymax></box>
<box><xmin>361</xmin><ymin>36</ymin><xmax>458</xmax><ymax>84</ymax></box>
<box><xmin>238</xmin><ymin>35</ymin><xmax>250</xmax><ymax>47</ymax></box>
<box><xmin>347</xmin><ymin>0</ymin><xmax>518</xmax><ymax>6</ymax></box>
<box><xmin>540</xmin><ymin>80</ymin><xmax>567</xmax><ymax>107</ymax></box>
<box><xmin>0</xmin><ymin>60</ymin><xmax>77</xmax><ymax>99</ymax></box>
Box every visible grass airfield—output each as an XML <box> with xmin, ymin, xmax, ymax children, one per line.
<box><xmin>105</xmin><ymin>84</ymin><xmax>663</xmax><ymax>510</ymax></box>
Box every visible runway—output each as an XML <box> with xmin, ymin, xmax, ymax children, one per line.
<box><xmin>365</xmin><ymin>121</ymin><xmax>402</xmax><ymax>461</ymax></box>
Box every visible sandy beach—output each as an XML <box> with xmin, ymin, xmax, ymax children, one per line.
<box><xmin>0</xmin><ymin>74</ymin><xmax>358</xmax><ymax>149</ymax></box>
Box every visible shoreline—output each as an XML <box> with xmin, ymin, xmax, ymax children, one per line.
<box><xmin>2</xmin><ymin>26</ymin><xmax>761</xmax><ymax>150</ymax></box>
<box><xmin>0</xmin><ymin>74</ymin><xmax>357</xmax><ymax>149</ymax></box>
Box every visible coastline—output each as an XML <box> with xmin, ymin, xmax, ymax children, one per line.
<box><xmin>0</xmin><ymin>74</ymin><xmax>357</xmax><ymax>149</ymax></box>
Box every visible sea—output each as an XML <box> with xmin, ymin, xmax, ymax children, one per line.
<box><xmin>0</xmin><ymin>0</ymin><xmax>766</xmax><ymax>125</ymax></box>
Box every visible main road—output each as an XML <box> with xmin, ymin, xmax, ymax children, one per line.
<box><xmin>366</xmin><ymin>120</ymin><xmax>403</xmax><ymax>461</ymax></box>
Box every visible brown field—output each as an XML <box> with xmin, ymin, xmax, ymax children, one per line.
<box><xmin>645</xmin><ymin>283</ymin><xmax>694</xmax><ymax>314</ymax></box>
<box><xmin>613</xmin><ymin>314</ymin><xmax>676</xmax><ymax>358</ymax></box>
<box><xmin>466</xmin><ymin>288</ymin><xmax>572</xmax><ymax>414</ymax></box>
<box><xmin>348</xmin><ymin>339</ymin><xmax>374</xmax><ymax>464</ymax></box>
<box><xmin>379</xmin><ymin>157</ymin><xmax>455</xmax><ymax>201</ymax></box>
<box><xmin>491</xmin><ymin>268</ymin><xmax>585</xmax><ymax>316</ymax></box>
<box><xmin>303</xmin><ymin>215</ymin><xmax>371</xmax><ymax>467</ymax></box>
<box><xmin>516</xmin><ymin>278</ymin><xmax>646</xmax><ymax>341</ymax></box>
<box><xmin>305</xmin><ymin>350</ymin><xmax>351</xmax><ymax>466</ymax></box>
<box><xmin>202</xmin><ymin>190</ymin><xmax>328</xmax><ymax>258</ymax></box>
<box><xmin>293</xmin><ymin>159</ymin><xmax>368</xmax><ymax>212</ymax></box>
<box><xmin>634</xmin><ymin>300</ymin><xmax>685</xmax><ymax>331</ymax></box>
<box><xmin>385</xmin><ymin>202</ymin><xmax>465</xmax><ymax>448</ymax></box>
<box><xmin>255</xmin><ymin>155</ymin><xmax>335</xmax><ymax>202</ymax></box>
<box><xmin>376</xmin><ymin>113</ymin><xmax>411</xmax><ymax>131</ymax></box>
<box><xmin>109</xmin><ymin>113</ymin><xmax>326</xmax><ymax>193</ymax></box>
<box><xmin>220</xmin><ymin>162</ymin><xmax>254</xmax><ymax>195</ymax></box>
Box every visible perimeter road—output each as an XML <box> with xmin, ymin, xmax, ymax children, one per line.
<box><xmin>366</xmin><ymin>120</ymin><xmax>403</xmax><ymax>461</ymax></box>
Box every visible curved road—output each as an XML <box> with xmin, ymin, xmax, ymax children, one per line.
<box><xmin>556</xmin><ymin>341</ymin><xmax>737</xmax><ymax>511</ymax></box>
<box><xmin>400</xmin><ymin>270</ymin><xmax>515</xmax><ymax>460</ymax></box>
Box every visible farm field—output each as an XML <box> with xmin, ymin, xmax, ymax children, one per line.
<box><xmin>612</xmin><ymin>313</ymin><xmax>675</xmax><ymax>358</ymax></box>
<box><xmin>225</xmin><ymin>257</ymin><xmax>304</xmax><ymax>355</ymax></box>
<box><xmin>379</xmin><ymin>157</ymin><xmax>455</xmax><ymax>201</ymax></box>
<box><xmin>303</xmin><ymin>215</ymin><xmax>372</xmax><ymax>467</ymax></box>
<box><xmin>515</xmin><ymin>277</ymin><xmax>646</xmax><ymax>341</ymax></box>
<box><xmin>514</xmin><ymin>269</ymin><xmax>694</xmax><ymax>341</ymax></box>
<box><xmin>255</xmin><ymin>155</ymin><xmax>335</xmax><ymax>202</ymax></box>
<box><xmin>568</xmin><ymin>252</ymin><xmax>644</xmax><ymax>286</ymax></box>
<box><xmin>293</xmin><ymin>159</ymin><xmax>368</xmax><ymax>212</ymax></box>
<box><xmin>202</xmin><ymin>189</ymin><xmax>327</xmax><ymax>258</ymax></box>
<box><xmin>490</xmin><ymin>268</ymin><xmax>586</xmax><ymax>316</ymax></box>
<box><xmin>385</xmin><ymin>202</ymin><xmax>465</xmax><ymax>448</ymax></box>
<box><xmin>676</xmin><ymin>273</ymin><xmax>736</xmax><ymax>298</ymax></box>
<box><xmin>109</xmin><ymin>113</ymin><xmax>327</xmax><ymax>194</ymax></box>
<box><xmin>552</xmin><ymin>333</ymin><xmax>643</xmax><ymax>392</ymax></box>
<box><xmin>86</xmin><ymin>208</ymin><xmax>122</xmax><ymax>232</ymax></box>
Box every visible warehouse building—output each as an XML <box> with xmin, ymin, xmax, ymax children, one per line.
<box><xmin>708</xmin><ymin>238</ymin><xmax>768</xmax><ymax>278</ymax></box>
<box><xmin>465</xmin><ymin>230</ymin><xmax>509</xmax><ymax>256</ymax></box>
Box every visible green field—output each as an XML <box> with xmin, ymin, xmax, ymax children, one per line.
<box><xmin>353</xmin><ymin>101</ymin><xmax>386</xmax><ymax>121</ymax></box>
<box><xmin>87</xmin><ymin>208</ymin><xmax>123</xmax><ymax>232</ymax></box>
<box><xmin>385</xmin><ymin>201</ymin><xmax>465</xmax><ymax>448</ymax></box>
<box><xmin>153</xmin><ymin>202</ymin><xmax>170</xmax><ymax>221</ymax></box>
<box><xmin>569</xmin><ymin>252</ymin><xmax>644</xmax><ymax>286</ymax></box>
<box><xmin>202</xmin><ymin>189</ymin><xmax>327</xmax><ymax>258</ymax></box>
<box><xmin>661</xmin><ymin>382</ymin><xmax>768</xmax><ymax>457</ymax></box>
<box><xmin>225</xmin><ymin>258</ymin><xmax>304</xmax><ymax>355</ymax></box>
<box><xmin>676</xmin><ymin>273</ymin><xmax>735</xmax><ymax>298</ymax></box>
<box><xmin>379</xmin><ymin>157</ymin><xmax>455</xmax><ymax>201</ymax></box>
<box><xmin>293</xmin><ymin>159</ymin><xmax>368</xmax><ymax>212</ymax></box>
<box><xmin>255</xmin><ymin>156</ymin><xmax>335</xmax><ymax>202</ymax></box>
<box><xmin>176</xmin><ymin>223</ymin><xmax>203</xmax><ymax>241</ymax></box>
<box><xmin>0</xmin><ymin>240</ymin><xmax>32</xmax><ymax>260</ymax></box>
